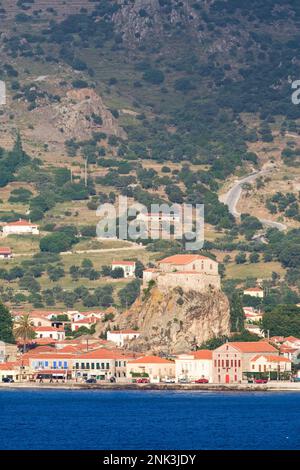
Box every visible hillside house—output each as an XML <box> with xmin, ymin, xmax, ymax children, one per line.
<box><xmin>2</xmin><ymin>219</ymin><xmax>39</xmax><ymax>236</ymax></box>
<box><xmin>0</xmin><ymin>247</ymin><xmax>12</xmax><ymax>259</ymax></box>
<box><xmin>111</xmin><ymin>261</ymin><xmax>136</xmax><ymax>278</ymax></box>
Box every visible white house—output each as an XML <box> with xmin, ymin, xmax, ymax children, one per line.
<box><xmin>34</xmin><ymin>326</ymin><xmax>65</xmax><ymax>341</ymax></box>
<box><xmin>111</xmin><ymin>261</ymin><xmax>136</xmax><ymax>278</ymax></box>
<box><xmin>107</xmin><ymin>329</ymin><xmax>140</xmax><ymax>347</ymax></box>
<box><xmin>0</xmin><ymin>247</ymin><xmax>12</xmax><ymax>259</ymax></box>
<box><xmin>175</xmin><ymin>350</ymin><xmax>213</xmax><ymax>382</ymax></box>
<box><xmin>243</xmin><ymin>287</ymin><xmax>264</xmax><ymax>298</ymax></box>
<box><xmin>2</xmin><ymin>219</ymin><xmax>39</xmax><ymax>236</ymax></box>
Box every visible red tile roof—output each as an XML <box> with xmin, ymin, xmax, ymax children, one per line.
<box><xmin>228</xmin><ymin>341</ymin><xmax>278</xmax><ymax>353</ymax></box>
<box><xmin>34</xmin><ymin>326</ymin><xmax>64</xmax><ymax>332</ymax></box>
<box><xmin>251</xmin><ymin>355</ymin><xmax>291</xmax><ymax>363</ymax></box>
<box><xmin>244</xmin><ymin>287</ymin><xmax>263</xmax><ymax>292</ymax></box>
<box><xmin>159</xmin><ymin>254</ymin><xmax>212</xmax><ymax>265</ymax></box>
<box><xmin>128</xmin><ymin>355</ymin><xmax>174</xmax><ymax>364</ymax></box>
<box><xmin>192</xmin><ymin>350</ymin><xmax>213</xmax><ymax>360</ymax></box>
<box><xmin>5</xmin><ymin>219</ymin><xmax>38</xmax><ymax>227</ymax></box>
<box><xmin>0</xmin><ymin>247</ymin><xmax>12</xmax><ymax>255</ymax></box>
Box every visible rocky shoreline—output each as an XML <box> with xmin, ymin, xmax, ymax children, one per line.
<box><xmin>1</xmin><ymin>382</ymin><xmax>300</xmax><ymax>392</ymax></box>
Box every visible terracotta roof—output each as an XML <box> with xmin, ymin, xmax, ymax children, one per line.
<box><xmin>228</xmin><ymin>341</ymin><xmax>278</xmax><ymax>353</ymax></box>
<box><xmin>73</xmin><ymin>317</ymin><xmax>98</xmax><ymax>324</ymax></box>
<box><xmin>112</xmin><ymin>261</ymin><xmax>135</xmax><ymax>266</ymax></box>
<box><xmin>251</xmin><ymin>355</ymin><xmax>291</xmax><ymax>363</ymax></box>
<box><xmin>0</xmin><ymin>362</ymin><xmax>19</xmax><ymax>370</ymax></box>
<box><xmin>284</xmin><ymin>336</ymin><xmax>300</xmax><ymax>343</ymax></box>
<box><xmin>192</xmin><ymin>350</ymin><xmax>213</xmax><ymax>360</ymax></box>
<box><xmin>77</xmin><ymin>348</ymin><xmax>134</xmax><ymax>360</ymax></box>
<box><xmin>33</xmin><ymin>338</ymin><xmax>57</xmax><ymax>345</ymax></box>
<box><xmin>5</xmin><ymin>219</ymin><xmax>38</xmax><ymax>227</ymax></box>
<box><xmin>34</xmin><ymin>326</ymin><xmax>64</xmax><ymax>332</ymax></box>
<box><xmin>128</xmin><ymin>355</ymin><xmax>174</xmax><ymax>364</ymax></box>
<box><xmin>159</xmin><ymin>254</ymin><xmax>213</xmax><ymax>265</ymax></box>
<box><xmin>0</xmin><ymin>247</ymin><xmax>12</xmax><ymax>254</ymax></box>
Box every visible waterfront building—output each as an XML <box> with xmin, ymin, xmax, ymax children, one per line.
<box><xmin>175</xmin><ymin>350</ymin><xmax>213</xmax><ymax>382</ymax></box>
<box><xmin>126</xmin><ymin>355</ymin><xmax>175</xmax><ymax>382</ymax></box>
<box><xmin>212</xmin><ymin>341</ymin><xmax>278</xmax><ymax>384</ymax></box>
<box><xmin>250</xmin><ymin>355</ymin><xmax>291</xmax><ymax>374</ymax></box>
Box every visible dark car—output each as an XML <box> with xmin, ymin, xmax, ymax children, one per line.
<box><xmin>2</xmin><ymin>377</ymin><xmax>14</xmax><ymax>383</ymax></box>
<box><xmin>85</xmin><ymin>378</ymin><xmax>97</xmax><ymax>384</ymax></box>
<box><xmin>194</xmin><ymin>378</ymin><xmax>209</xmax><ymax>384</ymax></box>
<box><xmin>254</xmin><ymin>378</ymin><xmax>268</xmax><ymax>384</ymax></box>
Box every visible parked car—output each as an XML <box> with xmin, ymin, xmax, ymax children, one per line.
<box><xmin>254</xmin><ymin>378</ymin><xmax>268</xmax><ymax>384</ymax></box>
<box><xmin>178</xmin><ymin>377</ymin><xmax>189</xmax><ymax>384</ymax></box>
<box><xmin>291</xmin><ymin>377</ymin><xmax>300</xmax><ymax>382</ymax></box>
<box><xmin>136</xmin><ymin>378</ymin><xmax>150</xmax><ymax>383</ymax></box>
<box><xmin>194</xmin><ymin>378</ymin><xmax>209</xmax><ymax>384</ymax></box>
<box><xmin>162</xmin><ymin>378</ymin><xmax>175</xmax><ymax>383</ymax></box>
<box><xmin>85</xmin><ymin>378</ymin><xmax>97</xmax><ymax>384</ymax></box>
<box><xmin>2</xmin><ymin>377</ymin><xmax>14</xmax><ymax>383</ymax></box>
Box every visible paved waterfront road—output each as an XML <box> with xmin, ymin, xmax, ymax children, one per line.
<box><xmin>221</xmin><ymin>169</ymin><xmax>287</xmax><ymax>231</ymax></box>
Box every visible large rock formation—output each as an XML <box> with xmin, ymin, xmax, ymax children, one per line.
<box><xmin>118</xmin><ymin>286</ymin><xmax>230</xmax><ymax>354</ymax></box>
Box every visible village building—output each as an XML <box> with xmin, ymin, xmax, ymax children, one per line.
<box><xmin>143</xmin><ymin>254</ymin><xmax>220</xmax><ymax>292</ymax></box>
<box><xmin>0</xmin><ymin>362</ymin><xmax>21</xmax><ymax>382</ymax></box>
<box><xmin>243</xmin><ymin>307</ymin><xmax>263</xmax><ymax>322</ymax></box>
<box><xmin>175</xmin><ymin>350</ymin><xmax>213</xmax><ymax>382</ymax></box>
<box><xmin>136</xmin><ymin>212</ymin><xmax>182</xmax><ymax>240</ymax></box>
<box><xmin>71</xmin><ymin>316</ymin><xmax>99</xmax><ymax>332</ymax></box>
<box><xmin>212</xmin><ymin>341</ymin><xmax>278</xmax><ymax>384</ymax></box>
<box><xmin>126</xmin><ymin>355</ymin><xmax>175</xmax><ymax>382</ymax></box>
<box><xmin>2</xmin><ymin>219</ymin><xmax>39</xmax><ymax>236</ymax></box>
<box><xmin>33</xmin><ymin>326</ymin><xmax>65</xmax><ymax>341</ymax></box>
<box><xmin>111</xmin><ymin>261</ymin><xmax>136</xmax><ymax>278</ymax></box>
<box><xmin>73</xmin><ymin>349</ymin><xmax>133</xmax><ymax>381</ymax></box>
<box><xmin>250</xmin><ymin>355</ymin><xmax>292</xmax><ymax>374</ymax></box>
<box><xmin>107</xmin><ymin>329</ymin><xmax>140</xmax><ymax>347</ymax></box>
<box><xmin>0</xmin><ymin>247</ymin><xmax>12</xmax><ymax>259</ymax></box>
<box><xmin>243</xmin><ymin>287</ymin><xmax>264</xmax><ymax>298</ymax></box>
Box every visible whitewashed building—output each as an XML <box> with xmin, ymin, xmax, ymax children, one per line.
<box><xmin>2</xmin><ymin>219</ymin><xmax>39</xmax><ymax>236</ymax></box>
<box><xmin>175</xmin><ymin>350</ymin><xmax>213</xmax><ymax>382</ymax></box>
<box><xmin>107</xmin><ymin>329</ymin><xmax>140</xmax><ymax>347</ymax></box>
<box><xmin>111</xmin><ymin>261</ymin><xmax>136</xmax><ymax>278</ymax></box>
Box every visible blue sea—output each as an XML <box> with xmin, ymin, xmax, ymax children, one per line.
<box><xmin>0</xmin><ymin>389</ymin><xmax>299</xmax><ymax>450</ymax></box>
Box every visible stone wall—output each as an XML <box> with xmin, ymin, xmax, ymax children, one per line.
<box><xmin>156</xmin><ymin>272</ymin><xmax>220</xmax><ymax>292</ymax></box>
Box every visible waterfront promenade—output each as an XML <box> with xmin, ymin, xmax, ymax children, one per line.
<box><xmin>1</xmin><ymin>380</ymin><xmax>300</xmax><ymax>391</ymax></box>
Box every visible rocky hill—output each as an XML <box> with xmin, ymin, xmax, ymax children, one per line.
<box><xmin>118</xmin><ymin>286</ymin><xmax>230</xmax><ymax>354</ymax></box>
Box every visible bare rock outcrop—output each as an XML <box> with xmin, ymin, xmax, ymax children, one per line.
<box><xmin>118</xmin><ymin>286</ymin><xmax>230</xmax><ymax>354</ymax></box>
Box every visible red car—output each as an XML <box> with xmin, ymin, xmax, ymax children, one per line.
<box><xmin>136</xmin><ymin>378</ymin><xmax>150</xmax><ymax>384</ymax></box>
<box><xmin>194</xmin><ymin>378</ymin><xmax>209</xmax><ymax>384</ymax></box>
<box><xmin>254</xmin><ymin>378</ymin><xmax>268</xmax><ymax>384</ymax></box>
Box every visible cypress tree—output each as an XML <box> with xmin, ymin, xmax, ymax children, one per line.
<box><xmin>229</xmin><ymin>293</ymin><xmax>245</xmax><ymax>333</ymax></box>
<box><xmin>0</xmin><ymin>301</ymin><xmax>15</xmax><ymax>343</ymax></box>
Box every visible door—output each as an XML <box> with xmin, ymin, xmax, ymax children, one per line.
<box><xmin>225</xmin><ymin>374</ymin><xmax>230</xmax><ymax>384</ymax></box>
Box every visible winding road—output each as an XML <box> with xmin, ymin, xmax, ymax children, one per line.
<box><xmin>220</xmin><ymin>168</ymin><xmax>287</xmax><ymax>232</ymax></box>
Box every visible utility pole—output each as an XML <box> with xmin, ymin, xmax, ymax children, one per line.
<box><xmin>70</xmin><ymin>168</ymin><xmax>73</xmax><ymax>183</ymax></box>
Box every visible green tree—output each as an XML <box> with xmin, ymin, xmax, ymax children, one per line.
<box><xmin>229</xmin><ymin>293</ymin><xmax>245</xmax><ymax>333</ymax></box>
<box><xmin>13</xmin><ymin>314</ymin><xmax>35</xmax><ymax>352</ymax></box>
<box><xmin>0</xmin><ymin>301</ymin><xmax>14</xmax><ymax>343</ymax></box>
